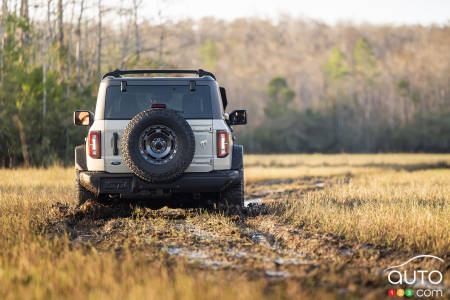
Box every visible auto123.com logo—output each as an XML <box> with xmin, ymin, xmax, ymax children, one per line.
<box><xmin>384</xmin><ymin>255</ymin><xmax>445</xmax><ymax>297</ymax></box>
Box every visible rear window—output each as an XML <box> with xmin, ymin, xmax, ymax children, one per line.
<box><xmin>104</xmin><ymin>85</ymin><xmax>212</xmax><ymax>119</ymax></box>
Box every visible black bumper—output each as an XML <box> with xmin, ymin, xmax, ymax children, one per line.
<box><xmin>79</xmin><ymin>170</ymin><xmax>240</xmax><ymax>195</ymax></box>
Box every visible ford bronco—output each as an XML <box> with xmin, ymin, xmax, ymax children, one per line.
<box><xmin>73</xmin><ymin>69</ymin><xmax>247</xmax><ymax>207</ymax></box>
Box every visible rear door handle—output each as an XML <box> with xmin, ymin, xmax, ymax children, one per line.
<box><xmin>113</xmin><ymin>133</ymin><xmax>119</xmax><ymax>155</ymax></box>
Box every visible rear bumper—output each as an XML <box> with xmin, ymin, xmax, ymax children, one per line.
<box><xmin>79</xmin><ymin>170</ymin><xmax>240</xmax><ymax>195</ymax></box>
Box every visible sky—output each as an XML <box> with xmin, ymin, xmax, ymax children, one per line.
<box><xmin>141</xmin><ymin>0</ymin><xmax>450</xmax><ymax>25</ymax></box>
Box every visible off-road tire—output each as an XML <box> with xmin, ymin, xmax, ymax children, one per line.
<box><xmin>220</xmin><ymin>169</ymin><xmax>244</xmax><ymax>208</ymax></box>
<box><xmin>122</xmin><ymin>109</ymin><xmax>195</xmax><ymax>183</ymax></box>
<box><xmin>76</xmin><ymin>170</ymin><xmax>96</xmax><ymax>206</ymax></box>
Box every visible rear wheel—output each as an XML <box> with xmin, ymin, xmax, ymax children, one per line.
<box><xmin>220</xmin><ymin>169</ymin><xmax>244</xmax><ymax>208</ymax></box>
<box><xmin>75</xmin><ymin>171</ymin><xmax>104</xmax><ymax>206</ymax></box>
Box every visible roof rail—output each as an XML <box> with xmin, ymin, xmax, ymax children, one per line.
<box><xmin>102</xmin><ymin>69</ymin><xmax>216</xmax><ymax>80</ymax></box>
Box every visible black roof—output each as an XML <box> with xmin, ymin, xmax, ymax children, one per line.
<box><xmin>102</xmin><ymin>69</ymin><xmax>216</xmax><ymax>80</ymax></box>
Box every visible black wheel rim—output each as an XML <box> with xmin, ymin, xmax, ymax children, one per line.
<box><xmin>138</xmin><ymin>125</ymin><xmax>178</xmax><ymax>165</ymax></box>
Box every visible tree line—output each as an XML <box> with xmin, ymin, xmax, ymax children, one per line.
<box><xmin>0</xmin><ymin>0</ymin><xmax>448</xmax><ymax>167</ymax></box>
<box><xmin>244</xmin><ymin>37</ymin><xmax>450</xmax><ymax>153</ymax></box>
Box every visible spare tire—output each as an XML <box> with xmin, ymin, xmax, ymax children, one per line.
<box><xmin>122</xmin><ymin>109</ymin><xmax>195</xmax><ymax>183</ymax></box>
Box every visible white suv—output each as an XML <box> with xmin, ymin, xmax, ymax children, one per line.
<box><xmin>73</xmin><ymin>69</ymin><xmax>247</xmax><ymax>207</ymax></box>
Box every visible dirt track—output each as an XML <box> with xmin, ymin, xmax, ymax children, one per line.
<box><xmin>47</xmin><ymin>177</ymin><xmax>449</xmax><ymax>299</ymax></box>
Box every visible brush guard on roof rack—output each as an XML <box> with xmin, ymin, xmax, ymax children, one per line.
<box><xmin>102</xmin><ymin>69</ymin><xmax>216</xmax><ymax>80</ymax></box>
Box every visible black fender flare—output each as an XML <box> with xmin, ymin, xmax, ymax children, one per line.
<box><xmin>231</xmin><ymin>144</ymin><xmax>243</xmax><ymax>170</ymax></box>
<box><xmin>75</xmin><ymin>144</ymin><xmax>87</xmax><ymax>170</ymax></box>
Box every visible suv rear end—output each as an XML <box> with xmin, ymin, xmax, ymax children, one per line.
<box><xmin>74</xmin><ymin>69</ymin><xmax>247</xmax><ymax>207</ymax></box>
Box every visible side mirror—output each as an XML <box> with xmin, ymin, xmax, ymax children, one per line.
<box><xmin>73</xmin><ymin>110</ymin><xmax>94</xmax><ymax>126</ymax></box>
<box><xmin>229</xmin><ymin>110</ymin><xmax>247</xmax><ymax>125</ymax></box>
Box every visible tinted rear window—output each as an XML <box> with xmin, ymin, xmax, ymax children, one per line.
<box><xmin>104</xmin><ymin>85</ymin><xmax>212</xmax><ymax>119</ymax></box>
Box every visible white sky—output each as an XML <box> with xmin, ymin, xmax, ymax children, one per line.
<box><xmin>141</xmin><ymin>0</ymin><xmax>450</xmax><ymax>25</ymax></box>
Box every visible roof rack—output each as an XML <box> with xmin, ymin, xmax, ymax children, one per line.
<box><xmin>102</xmin><ymin>69</ymin><xmax>216</xmax><ymax>80</ymax></box>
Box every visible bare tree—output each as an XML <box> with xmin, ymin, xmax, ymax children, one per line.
<box><xmin>157</xmin><ymin>4</ymin><xmax>164</xmax><ymax>62</ymax></box>
<box><xmin>97</xmin><ymin>0</ymin><xmax>102</xmax><ymax>80</ymax></box>
<box><xmin>42</xmin><ymin>42</ymin><xmax>47</xmax><ymax>116</ymax></box>
<box><xmin>20</xmin><ymin>0</ymin><xmax>29</xmax><ymax>20</ymax></box>
<box><xmin>0</xmin><ymin>0</ymin><xmax>6</xmax><ymax>25</ymax></box>
<box><xmin>12</xmin><ymin>115</ymin><xmax>30</xmax><ymax>167</ymax></box>
<box><xmin>66</xmin><ymin>0</ymin><xmax>76</xmax><ymax>97</ymax></box>
<box><xmin>76</xmin><ymin>0</ymin><xmax>84</xmax><ymax>92</ymax></box>
<box><xmin>0</xmin><ymin>0</ymin><xmax>8</xmax><ymax>83</ymax></box>
<box><xmin>57</xmin><ymin>0</ymin><xmax>63</xmax><ymax>47</ymax></box>
<box><xmin>118</xmin><ymin>2</ymin><xmax>132</xmax><ymax>68</ymax></box>
<box><xmin>11</xmin><ymin>1</ymin><xmax>31</xmax><ymax>167</ymax></box>
<box><xmin>83</xmin><ymin>7</ymin><xmax>90</xmax><ymax>85</ymax></box>
<box><xmin>56</xmin><ymin>0</ymin><xmax>65</xmax><ymax>78</ymax></box>
<box><xmin>47</xmin><ymin>0</ymin><xmax>53</xmax><ymax>41</ymax></box>
<box><xmin>43</xmin><ymin>0</ymin><xmax>54</xmax><ymax>118</ymax></box>
<box><xmin>132</xmin><ymin>0</ymin><xmax>141</xmax><ymax>61</ymax></box>
<box><xmin>20</xmin><ymin>0</ymin><xmax>29</xmax><ymax>46</ymax></box>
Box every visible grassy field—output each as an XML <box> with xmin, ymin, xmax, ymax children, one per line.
<box><xmin>0</xmin><ymin>154</ymin><xmax>449</xmax><ymax>299</ymax></box>
<box><xmin>245</xmin><ymin>154</ymin><xmax>450</xmax><ymax>255</ymax></box>
<box><xmin>244</xmin><ymin>153</ymin><xmax>450</xmax><ymax>181</ymax></box>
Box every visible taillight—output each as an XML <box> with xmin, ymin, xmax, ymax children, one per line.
<box><xmin>217</xmin><ymin>130</ymin><xmax>229</xmax><ymax>158</ymax></box>
<box><xmin>89</xmin><ymin>131</ymin><xmax>101</xmax><ymax>159</ymax></box>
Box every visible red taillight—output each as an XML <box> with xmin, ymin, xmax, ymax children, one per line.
<box><xmin>89</xmin><ymin>131</ymin><xmax>101</xmax><ymax>159</ymax></box>
<box><xmin>217</xmin><ymin>130</ymin><xmax>229</xmax><ymax>158</ymax></box>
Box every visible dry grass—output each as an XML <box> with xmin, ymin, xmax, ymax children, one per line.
<box><xmin>0</xmin><ymin>154</ymin><xmax>449</xmax><ymax>299</ymax></box>
<box><xmin>245</xmin><ymin>154</ymin><xmax>450</xmax><ymax>255</ymax></box>
<box><xmin>279</xmin><ymin>169</ymin><xmax>450</xmax><ymax>255</ymax></box>
<box><xmin>0</xmin><ymin>167</ymin><xmax>319</xmax><ymax>300</ymax></box>
<box><xmin>244</xmin><ymin>153</ymin><xmax>450</xmax><ymax>182</ymax></box>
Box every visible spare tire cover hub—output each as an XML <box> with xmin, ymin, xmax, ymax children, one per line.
<box><xmin>139</xmin><ymin>124</ymin><xmax>177</xmax><ymax>164</ymax></box>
